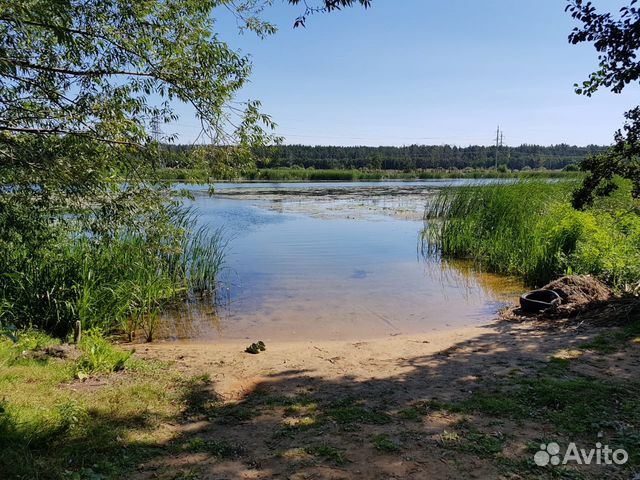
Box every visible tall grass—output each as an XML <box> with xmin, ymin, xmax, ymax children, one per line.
<box><xmin>244</xmin><ymin>168</ymin><xmax>580</xmax><ymax>182</ymax></box>
<box><xmin>152</xmin><ymin>166</ymin><xmax>581</xmax><ymax>184</ymax></box>
<box><xmin>246</xmin><ymin>168</ymin><xmax>358</xmax><ymax>181</ymax></box>
<box><xmin>424</xmin><ymin>180</ymin><xmax>640</xmax><ymax>288</ymax></box>
<box><xmin>156</xmin><ymin>167</ymin><xmax>581</xmax><ymax>183</ymax></box>
<box><xmin>0</xmin><ymin>210</ymin><xmax>225</xmax><ymax>341</ymax></box>
<box><xmin>181</xmin><ymin>227</ymin><xmax>227</xmax><ymax>295</ymax></box>
<box><xmin>154</xmin><ymin>167</ymin><xmax>210</xmax><ymax>183</ymax></box>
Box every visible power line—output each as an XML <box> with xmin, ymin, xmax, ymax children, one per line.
<box><xmin>495</xmin><ymin>126</ymin><xmax>500</xmax><ymax>169</ymax></box>
<box><xmin>493</xmin><ymin>126</ymin><xmax>506</xmax><ymax>168</ymax></box>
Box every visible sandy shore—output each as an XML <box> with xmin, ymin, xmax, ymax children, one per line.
<box><xmin>139</xmin><ymin>326</ymin><xmax>498</xmax><ymax>400</ymax></box>
<box><xmin>128</xmin><ymin>309</ymin><xmax>640</xmax><ymax>480</ymax></box>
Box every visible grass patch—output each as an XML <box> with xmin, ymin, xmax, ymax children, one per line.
<box><xmin>372</xmin><ymin>434</ymin><xmax>402</xmax><ymax>453</ymax></box>
<box><xmin>499</xmin><ymin>458</ymin><xmax>585</xmax><ymax>479</ymax></box>
<box><xmin>458</xmin><ymin>375</ymin><xmax>640</xmax><ymax>436</ymax></box>
<box><xmin>273</xmin><ymin>417</ymin><xmax>321</xmax><ymax>438</ymax></box>
<box><xmin>325</xmin><ymin>399</ymin><xmax>391</xmax><ymax>428</ymax></box>
<box><xmin>73</xmin><ymin>329</ymin><xmax>134</xmax><ymax>378</ymax></box>
<box><xmin>438</xmin><ymin>373</ymin><xmax>640</xmax><ymax>469</ymax></box>
<box><xmin>303</xmin><ymin>444</ymin><xmax>348</xmax><ymax>465</ymax></box>
<box><xmin>179</xmin><ymin>437</ymin><xmax>243</xmax><ymax>458</ymax></box>
<box><xmin>544</xmin><ymin>357</ymin><xmax>572</xmax><ymax>374</ymax></box>
<box><xmin>274</xmin><ymin>400</ymin><xmax>322</xmax><ymax>438</ymax></box>
<box><xmin>442</xmin><ymin>420</ymin><xmax>506</xmax><ymax>456</ymax></box>
<box><xmin>398</xmin><ymin>399</ymin><xmax>458</xmax><ymax>420</ymax></box>
<box><xmin>579</xmin><ymin>319</ymin><xmax>640</xmax><ymax>353</ymax></box>
<box><xmin>578</xmin><ymin>335</ymin><xmax>619</xmax><ymax>354</ymax></box>
<box><xmin>251</xmin><ymin>393</ymin><xmax>315</xmax><ymax>408</ymax></box>
<box><xmin>0</xmin><ymin>333</ymin><xmax>214</xmax><ymax>479</ymax></box>
<box><xmin>208</xmin><ymin>401</ymin><xmax>259</xmax><ymax>424</ymax></box>
<box><xmin>284</xmin><ymin>401</ymin><xmax>318</xmax><ymax>416</ymax></box>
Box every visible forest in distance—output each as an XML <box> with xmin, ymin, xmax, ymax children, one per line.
<box><xmin>160</xmin><ymin>143</ymin><xmax>607</xmax><ymax>172</ymax></box>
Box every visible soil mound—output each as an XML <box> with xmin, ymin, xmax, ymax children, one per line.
<box><xmin>502</xmin><ymin>275</ymin><xmax>617</xmax><ymax>323</ymax></box>
<box><xmin>543</xmin><ymin>275</ymin><xmax>613</xmax><ymax>306</ymax></box>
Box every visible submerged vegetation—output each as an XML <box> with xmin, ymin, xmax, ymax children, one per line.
<box><xmin>424</xmin><ymin>179</ymin><xmax>640</xmax><ymax>288</ymax></box>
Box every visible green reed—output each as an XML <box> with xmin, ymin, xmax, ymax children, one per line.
<box><xmin>424</xmin><ymin>180</ymin><xmax>640</xmax><ymax>288</ymax></box>
<box><xmin>0</xmin><ymin>209</ymin><xmax>225</xmax><ymax>341</ymax></box>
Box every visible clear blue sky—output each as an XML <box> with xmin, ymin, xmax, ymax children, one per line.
<box><xmin>169</xmin><ymin>0</ymin><xmax>635</xmax><ymax>147</ymax></box>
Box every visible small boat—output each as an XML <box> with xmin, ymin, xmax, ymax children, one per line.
<box><xmin>520</xmin><ymin>289</ymin><xmax>562</xmax><ymax>313</ymax></box>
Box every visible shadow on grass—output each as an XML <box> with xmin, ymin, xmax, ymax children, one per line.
<box><xmin>4</xmin><ymin>306</ymin><xmax>640</xmax><ymax>480</ymax></box>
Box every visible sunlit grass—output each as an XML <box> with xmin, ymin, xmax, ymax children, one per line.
<box><xmin>0</xmin><ymin>333</ymin><xmax>198</xmax><ymax>479</ymax></box>
<box><xmin>423</xmin><ymin>179</ymin><xmax>640</xmax><ymax>288</ymax></box>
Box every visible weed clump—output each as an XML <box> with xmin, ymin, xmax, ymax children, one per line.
<box><xmin>74</xmin><ymin>329</ymin><xmax>133</xmax><ymax>378</ymax></box>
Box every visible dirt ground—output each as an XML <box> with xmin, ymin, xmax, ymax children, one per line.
<box><xmin>132</xmin><ymin>300</ymin><xmax>640</xmax><ymax>479</ymax></box>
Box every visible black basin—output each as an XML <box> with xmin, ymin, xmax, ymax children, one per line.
<box><xmin>520</xmin><ymin>289</ymin><xmax>562</xmax><ymax>313</ymax></box>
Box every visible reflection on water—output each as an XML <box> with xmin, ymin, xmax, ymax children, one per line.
<box><xmin>160</xmin><ymin>181</ymin><xmax>523</xmax><ymax>342</ymax></box>
<box><xmin>158</xmin><ymin>301</ymin><xmax>222</xmax><ymax>340</ymax></box>
<box><xmin>422</xmin><ymin>258</ymin><xmax>523</xmax><ymax>309</ymax></box>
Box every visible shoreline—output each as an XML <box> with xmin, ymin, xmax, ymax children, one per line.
<box><xmin>138</xmin><ymin>323</ymin><xmax>503</xmax><ymax>400</ymax></box>
<box><xmin>146</xmin><ymin>321</ymin><xmax>493</xmax><ymax>347</ymax></box>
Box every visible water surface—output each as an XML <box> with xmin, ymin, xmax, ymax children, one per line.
<box><xmin>161</xmin><ymin>180</ymin><xmax>522</xmax><ymax>341</ymax></box>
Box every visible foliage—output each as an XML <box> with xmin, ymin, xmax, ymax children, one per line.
<box><xmin>0</xmin><ymin>203</ymin><xmax>224</xmax><ymax>339</ymax></box>
<box><xmin>0</xmin><ymin>0</ymin><xmax>282</xmax><ymax>339</ymax></box>
<box><xmin>289</xmin><ymin>0</ymin><xmax>371</xmax><ymax>27</ymax></box>
<box><xmin>158</xmin><ymin>143</ymin><xmax>606</xmax><ymax>173</ymax></box>
<box><xmin>424</xmin><ymin>180</ymin><xmax>640</xmax><ymax>288</ymax></box>
<box><xmin>0</xmin><ymin>0</ymin><xmax>277</xmax><ymax>147</ymax></box>
<box><xmin>0</xmin><ymin>0</ymin><xmax>378</xmax><ymax>340</ymax></box>
<box><xmin>74</xmin><ymin>329</ymin><xmax>133</xmax><ymax>377</ymax></box>
<box><xmin>567</xmin><ymin>0</ymin><xmax>640</xmax><ymax>207</ymax></box>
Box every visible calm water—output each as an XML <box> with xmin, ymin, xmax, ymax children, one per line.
<box><xmin>161</xmin><ymin>180</ymin><xmax>522</xmax><ymax>341</ymax></box>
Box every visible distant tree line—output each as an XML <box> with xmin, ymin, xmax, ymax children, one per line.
<box><xmin>160</xmin><ymin>143</ymin><xmax>608</xmax><ymax>171</ymax></box>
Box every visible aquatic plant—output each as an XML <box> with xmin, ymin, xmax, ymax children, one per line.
<box><xmin>0</xmin><ymin>205</ymin><xmax>225</xmax><ymax>340</ymax></box>
<box><xmin>244</xmin><ymin>168</ymin><xmax>579</xmax><ymax>183</ymax></box>
<box><xmin>424</xmin><ymin>179</ymin><xmax>640</xmax><ymax>288</ymax></box>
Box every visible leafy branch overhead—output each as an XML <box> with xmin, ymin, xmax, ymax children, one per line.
<box><xmin>0</xmin><ymin>0</ymin><xmax>374</xmax><ymax>338</ymax></box>
<box><xmin>566</xmin><ymin>0</ymin><xmax>640</xmax><ymax>207</ymax></box>
<box><xmin>0</xmin><ymin>0</ymin><xmax>279</xmax><ymax>151</ymax></box>
<box><xmin>289</xmin><ymin>0</ymin><xmax>371</xmax><ymax>27</ymax></box>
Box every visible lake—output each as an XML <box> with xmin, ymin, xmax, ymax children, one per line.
<box><xmin>161</xmin><ymin>180</ymin><xmax>523</xmax><ymax>341</ymax></box>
